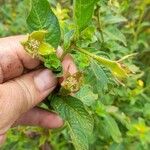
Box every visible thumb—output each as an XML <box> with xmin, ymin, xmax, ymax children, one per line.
<box><xmin>0</xmin><ymin>69</ymin><xmax>57</xmax><ymax>134</ymax></box>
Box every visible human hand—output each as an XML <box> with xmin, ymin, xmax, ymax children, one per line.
<box><xmin>0</xmin><ymin>36</ymin><xmax>77</xmax><ymax>144</ymax></box>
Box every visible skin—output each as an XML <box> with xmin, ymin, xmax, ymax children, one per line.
<box><xmin>0</xmin><ymin>36</ymin><xmax>77</xmax><ymax>145</ymax></box>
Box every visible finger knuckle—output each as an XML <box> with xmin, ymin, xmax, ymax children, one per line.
<box><xmin>13</xmin><ymin>78</ymin><xmax>34</xmax><ymax>111</ymax></box>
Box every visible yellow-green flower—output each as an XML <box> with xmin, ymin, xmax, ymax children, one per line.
<box><xmin>22</xmin><ymin>30</ymin><xmax>55</xmax><ymax>58</ymax></box>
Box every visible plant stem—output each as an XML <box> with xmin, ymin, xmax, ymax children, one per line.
<box><xmin>133</xmin><ymin>5</ymin><xmax>146</xmax><ymax>44</ymax></box>
<box><xmin>97</xmin><ymin>6</ymin><xmax>104</xmax><ymax>43</ymax></box>
<box><xmin>117</xmin><ymin>53</ymin><xmax>138</xmax><ymax>63</ymax></box>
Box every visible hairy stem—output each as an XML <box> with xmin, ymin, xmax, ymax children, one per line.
<box><xmin>133</xmin><ymin>4</ymin><xmax>146</xmax><ymax>44</ymax></box>
<box><xmin>117</xmin><ymin>53</ymin><xmax>138</xmax><ymax>63</ymax></box>
<box><xmin>97</xmin><ymin>6</ymin><xmax>104</xmax><ymax>43</ymax></box>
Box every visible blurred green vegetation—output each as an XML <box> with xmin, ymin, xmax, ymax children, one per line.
<box><xmin>0</xmin><ymin>0</ymin><xmax>29</xmax><ymax>36</ymax></box>
<box><xmin>0</xmin><ymin>0</ymin><xmax>150</xmax><ymax>150</ymax></box>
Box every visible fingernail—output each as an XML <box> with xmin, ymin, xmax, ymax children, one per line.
<box><xmin>34</xmin><ymin>69</ymin><xmax>57</xmax><ymax>92</ymax></box>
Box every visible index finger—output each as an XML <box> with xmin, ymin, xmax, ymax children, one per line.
<box><xmin>0</xmin><ymin>36</ymin><xmax>40</xmax><ymax>83</ymax></box>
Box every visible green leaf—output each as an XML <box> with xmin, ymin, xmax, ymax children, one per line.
<box><xmin>44</xmin><ymin>53</ymin><xmax>62</xmax><ymax>73</ymax></box>
<box><xmin>106</xmin><ymin>41</ymin><xmax>128</xmax><ymax>53</ymax></box>
<box><xmin>103</xmin><ymin>15</ymin><xmax>127</xmax><ymax>25</ymax></box>
<box><xmin>143</xmin><ymin>103</ymin><xmax>150</xmax><ymax>119</ymax></box>
<box><xmin>73</xmin><ymin>0</ymin><xmax>98</xmax><ymax>31</ymax></box>
<box><xmin>78</xmin><ymin>48</ymin><xmax>128</xmax><ymax>80</ymax></box>
<box><xmin>95</xmin><ymin>101</ymin><xmax>107</xmax><ymax>117</ymax></box>
<box><xmin>104</xmin><ymin>115</ymin><xmax>122</xmax><ymax>143</ymax></box>
<box><xmin>51</xmin><ymin>95</ymin><xmax>94</xmax><ymax>150</ymax></box>
<box><xmin>81</xmin><ymin>26</ymin><xmax>96</xmax><ymax>40</ymax></box>
<box><xmin>75</xmin><ymin>85</ymin><xmax>98</xmax><ymax>106</ymax></box>
<box><xmin>104</xmin><ymin>26</ymin><xmax>127</xmax><ymax>46</ymax></box>
<box><xmin>110</xmin><ymin>111</ymin><xmax>130</xmax><ymax>129</ymax></box>
<box><xmin>109</xmin><ymin>143</ymin><xmax>125</xmax><ymax>150</ymax></box>
<box><xmin>27</xmin><ymin>0</ymin><xmax>61</xmax><ymax>48</ymax></box>
<box><xmin>90</xmin><ymin>60</ymin><xmax>109</xmax><ymax>91</ymax></box>
<box><xmin>64</xmin><ymin>30</ymin><xmax>75</xmax><ymax>50</ymax></box>
<box><xmin>72</xmin><ymin>52</ymin><xmax>90</xmax><ymax>70</ymax></box>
